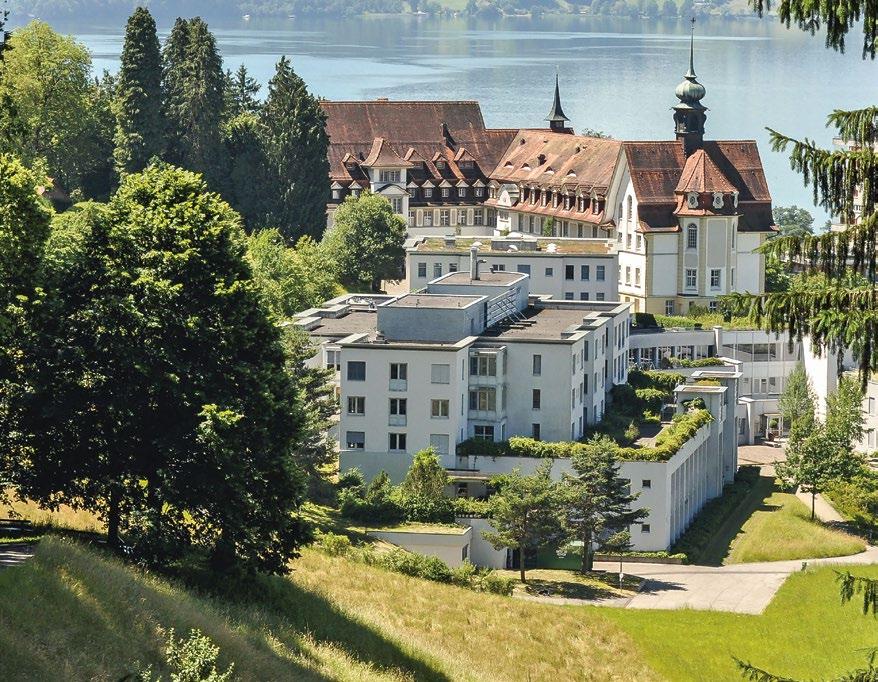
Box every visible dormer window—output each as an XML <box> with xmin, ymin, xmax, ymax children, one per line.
<box><xmin>436</xmin><ymin>160</ymin><xmax>446</xmax><ymax>170</ymax></box>
<box><xmin>442</xmin><ymin>187</ymin><xmax>450</xmax><ymax>198</ymax></box>
<box><xmin>475</xmin><ymin>187</ymin><xmax>484</xmax><ymax>198</ymax></box>
<box><xmin>459</xmin><ymin>160</ymin><xmax>473</xmax><ymax>170</ymax></box>
<box><xmin>424</xmin><ymin>187</ymin><xmax>433</xmax><ymax>198</ymax></box>
<box><xmin>332</xmin><ymin>189</ymin><xmax>341</xmax><ymax>200</ymax></box>
<box><xmin>713</xmin><ymin>192</ymin><xmax>724</xmax><ymax>209</ymax></box>
<box><xmin>379</xmin><ymin>169</ymin><xmax>401</xmax><ymax>183</ymax></box>
<box><xmin>537</xmin><ymin>154</ymin><xmax>546</xmax><ymax>166</ymax></box>
<box><xmin>458</xmin><ymin>187</ymin><xmax>466</xmax><ymax>198</ymax></box>
<box><xmin>687</xmin><ymin>192</ymin><xmax>699</xmax><ymax>209</ymax></box>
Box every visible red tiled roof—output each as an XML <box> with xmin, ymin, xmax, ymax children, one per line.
<box><xmin>362</xmin><ymin>137</ymin><xmax>414</xmax><ymax>168</ymax></box>
<box><xmin>624</xmin><ymin>140</ymin><xmax>774</xmax><ymax>232</ymax></box>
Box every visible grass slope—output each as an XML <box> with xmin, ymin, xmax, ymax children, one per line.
<box><xmin>725</xmin><ymin>490</ymin><xmax>864</xmax><ymax>564</ymax></box>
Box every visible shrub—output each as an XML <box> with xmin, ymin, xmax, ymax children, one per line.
<box><xmin>453</xmin><ymin>496</ymin><xmax>490</xmax><ymax>517</ymax></box>
<box><xmin>669</xmin><ymin>356</ymin><xmax>725</xmax><ymax>368</ymax></box>
<box><xmin>479</xmin><ymin>571</ymin><xmax>515</xmax><ymax>596</ymax></box>
<box><xmin>632</xmin><ymin>312</ymin><xmax>659</xmax><ymax>328</ymax></box>
<box><xmin>317</xmin><ymin>532</ymin><xmax>352</xmax><ymax>557</ymax></box>
<box><xmin>380</xmin><ymin>548</ymin><xmax>454</xmax><ymax>583</ymax></box>
<box><xmin>635</xmin><ymin>387</ymin><xmax>668</xmax><ymax>411</ymax></box>
<box><xmin>337</xmin><ymin>468</ymin><xmax>365</xmax><ymax>492</ymax></box>
<box><xmin>450</xmin><ymin>559</ymin><xmax>478</xmax><ymax>587</ymax></box>
<box><xmin>623</xmin><ymin>421</ymin><xmax>640</xmax><ymax>443</ymax></box>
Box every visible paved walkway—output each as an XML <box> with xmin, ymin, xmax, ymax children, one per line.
<box><xmin>0</xmin><ymin>543</ymin><xmax>35</xmax><ymax>570</ymax></box>
<box><xmin>795</xmin><ymin>488</ymin><xmax>846</xmax><ymax>523</ymax></box>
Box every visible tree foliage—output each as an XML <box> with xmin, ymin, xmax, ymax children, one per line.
<box><xmin>224</xmin><ymin>64</ymin><xmax>261</xmax><ymax>118</ymax></box>
<box><xmin>321</xmin><ymin>192</ymin><xmax>406</xmax><ymax>292</ymax></box>
<box><xmin>114</xmin><ymin>7</ymin><xmax>164</xmax><ymax>175</ymax></box>
<box><xmin>778</xmin><ymin>363</ymin><xmax>817</xmax><ymax>442</ymax></box>
<box><xmin>483</xmin><ymin>461</ymin><xmax>564</xmax><ymax>582</ymax></box>
<box><xmin>15</xmin><ymin>163</ymin><xmax>310</xmax><ymax>574</ymax></box>
<box><xmin>562</xmin><ymin>435</ymin><xmax>647</xmax><ymax>572</ymax></box>
<box><xmin>396</xmin><ymin>448</ymin><xmax>455</xmax><ymax>523</ymax></box>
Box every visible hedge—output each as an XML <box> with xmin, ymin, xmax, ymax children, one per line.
<box><xmin>669</xmin><ymin>357</ymin><xmax>726</xmax><ymax>368</ymax></box>
<box><xmin>455</xmin><ymin>409</ymin><xmax>713</xmax><ymax>463</ymax></box>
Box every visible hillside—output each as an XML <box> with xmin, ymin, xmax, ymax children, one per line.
<box><xmin>3</xmin><ymin>537</ymin><xmax>878</xmax><ymax>681</ymax></box>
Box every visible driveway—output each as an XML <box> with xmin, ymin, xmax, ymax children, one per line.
<box><xmin>593</xmin><ymin>546</ymin><xmax>878</xmax><ymax>614</ymax></box>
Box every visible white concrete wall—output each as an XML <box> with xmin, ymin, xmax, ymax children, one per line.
<box><xmin>457</xmin><ymin>517</ymin><xmax>508</xmax><ymax>569</ymax></box>
<box><xmin>370</xmin><ymin>528</ymin><xmax>472</xmax><ymax>568</ymax></box>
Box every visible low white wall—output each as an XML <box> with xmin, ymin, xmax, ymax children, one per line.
<box><xmin>456</xmin><ymin>516</ymin><xmax>507</xmax><ymax>569</ymax></box>
<box><xmin>369</xmin><ymin>527</ymin><xmax>472</xmax><ymax>568</ymax></box>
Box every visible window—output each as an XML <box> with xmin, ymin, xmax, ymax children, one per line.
<box><xmin>580</xmin><ymin>265</ymin><xmax>590</xmax><ymax>280</ymax></box>
<box><xmin>545</xmin><ymin>267</ymin><xmax>554</xmax><ymax>277</ymax></box>
<box><xmin>474</xmin><ymin>208</ymin><xmax>484</xmax><ymax>225</ymax></box>
<box><xmin>713</xmin><ymin>192</ymin><xmax>724</xmax><ymax>209</ymax></box>
<box><xmin>596</xmin><ymin>293</ymin><xmax>605</xmax><ymax>301</ymax></box>
<box><xmin>636</xmin><ymin>235</ymin><xmax>642</xmax><ymax>250</ymax></box>
<box><xmin>640</xmin><ymin>523</ymin><xmax>651</xmax><ymax>534</ymax></box>
<box><xmin>408</xmin><ymin>210</ymin><xmax>414</xmax><ymax>226</ymax></box>
<box><xmin>441</xmin><ymin>188</ymin><xmax>450</xmax><ymax>198</ymax></box>
<box><xmin>533</xmin><ymin>354</ymin><xmax>542</xmax><ymax>375</ymax></box>
<box><xmin>565</xmin><ymin>265</ymin><xmax>575</xmax><ymax>280</ymax></box>
<box><xmin>424</xmin><ymin>187</ymin><xmax>433</xmax><ymax>198</ymax></box>
<box><xmin>347</xmin><ymin>361</ymin><xmax>365</xmax><ymax>381</ymax></box>
<box><xmin>389</xmin><ymin>398</ymin><xmax>407</xmax><ymax>415</ymax></box>
<box><xmin>685</xmin><ymin>268</ymin><xmax>697</xmax><ymax>289</ymax></box>
<box><xmin>424</xmin><ymin>211</ymin><xmax>433</xmax><ymax>226</ymax></box>
<box><xmin>433</xmin><ymin>262</ymin><xmax>443</xmax><ymax>278</ymax></box>
<box><xmin>580</xmin><ymin>292</ymin><xmax>589</xmax><ymax>300</ymax></box>
<box><xmin>635</xmin><ymin>267</ymin><xmax>641</xmax><ymax>286</ymax></box>
<box><xmin>449</xmin><ymin>262</ymin><xmax>458</xmax><ymax>272</ymax></box>
<box><xmin>625</xmin><ymin>266</ymin><xmax>631</xmax><ymax>284</ymax></box>
<box><xmin>417</xmin><ymin>262</ymin><xmax>427</xmax><ymax>278</ymax></box>
<box><xmin>458</xmin><ymin>187</ymin><xmax>466</xmax><ymax>198</ymax></box>
<box><xmin>325</xmin><ymin>349</ymin><xmax>341</xmax><ymax>370</ymax></box>
<box><xmin>532</xmin><ymin>389</ymin><xmax>541</xmax><ymax>410</ymax></box>
<box><xmin>710</xmin><ymin>268</ymin><xmax>721</xmax><ymax>289</ymax></box>
<box><xmin>431</xmin><ymin>399</ymin><xmax>450</xmax><ymax>418</ymax></box>
<box><xmin>347</xmin><ymin>396</ymin><xmax>365</xmax><ymax>415</ymax></box>
<box><xmin>431</xmin><ymin>363</ymin><xmax>450</xmax><ymax>384</ymax></box>
<box><xmin>469</xmin><ymin>388</ymin><xmax>496</xmax><ymax>411</ymax></box>
<box><xmin>596</xmin><ymin>265</ymin><xmax>605</xmax><ymax>281</ymax></box>
<box><xmin>390</xmin><ymin>197</ymin><xmax>403</xmax><ymax>213</ymax></box>
<box><xmin>869</xmin><ymin>397</ymin><xmax>876</xmax><ymax>414</ymax></box>
<box><xmin>626</xmin><ymin>195</ymin><xmax>633</xmax><ymax>221</ymax></box>
<box><xmin>332</xmin><ymin>188</ymin><xmax>340</xmax><ymax>200</ymax></box>
<box><xmin>389</xmin><ymin>433</ymin><xmax>407</xmax><ymax>451</ymax></box>
<box><xmin>686</xmin><ymin>224</ymin><xmax>698</xmax><ymax>249</ymax></box>
<box><xmin>642</xmin><ymin>479</ymin><xmax>652</xmax><ymax>489</ymax></box>
<box><xmin>709</xmin><ymin>301</ymin><xmax>718</xmax><ymax>312</ymax></box>
<box><xmin>390</xmin><ymin>363</ymin><xmax>407</xmax><ymax>381</ymax></box>
<box><xmin>665</xmin><ymin>300</ymin><xmax>675</xmax><ymax>315</ymax></box>
<box><xmin>346</xmin><ymin>431</ymin><xmax>365</xmax><ymax>450</ymax></box>
<box><xmin>494</xmin><ymin>264</ymin><xmax>506</xmax><ymax>271</ymax></box>
<box><xmin>440</xmin><ymin>210</ymin><xmax>450</xmax><ymax>226</ymax></box>
<box><xmin>474</xmin><ymin>425</ymin><xmax>495</xmax><ymax>441</ymax></box>
<box><xmin>458</xmin><ymin>209</ymin><xmax>467</xmax><ymax>224</ymax></box>
<box><xmin>430</xmin><ymin>433</ymin><xmax>450</xmax><ymax>454</ymax></box>
<box><xmin>475</xmin><ymin>187</ymin><xmax>484</xmax><ymax>198</ymax></box>
<box><xmin>731</xmin><ymin>268</ymin><xmax>735</xmax><ymax>288</ymax></box>
<box><xmin>532</xmin><ymin>423</ymin><xmax>541</xmax><ymax>440</ymax></box>
<box><xmin>379</xmin><ymin>170</ymin><xmax>401</xmax><ymax>183</ymax></box>
<box><xmin>564</xmin><ymin>292</ymin><xmax>574</xmax><ymax>300</ymax></box>
<box><xmin>470</xmin><ymin>355</ymin><xmax>496</xmax><ymax>376</ymax></box>
<box><xmin>517</xmin><ymin>264</ymin><xmax>531</xmax><ymax>275</ymax></box>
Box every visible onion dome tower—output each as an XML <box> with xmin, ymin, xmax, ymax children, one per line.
<box><xmin>673</xmin><ymin>19</ymin><xmax>708</xmax><ymax>156</ymax></box>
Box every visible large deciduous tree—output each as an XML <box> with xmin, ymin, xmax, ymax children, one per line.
<box><xmin>562</xmin><ymin>435</ymin><xmax>647</xmax><ymax>573</ymax></box>
<box><xmin>483</xmin><ymin>462</ymin><xmax>564</xmax><ymax>583</ymax></box>
<box><xmin>17</xmin><ymin>164</ymin><xmax>310</xmax><ymax>574</ymax></box>
<box><xmin>730</xmin><ymin>0</ymin><xmax>878</xmax><ymax>381</ymax></box>
<box><xmin>321</xmin><ymin>192</ymin><xmax>406</xmax><ymax>292</ymax></box>
<box><xmin>114</xmin><ymin>7</ymin><xmax>164</xmax><ymax>175</ymax></box>
<box><xmin>261</xmin><ymin>56</ymin><xmax>329</xmax><ymax>241</ymax></box>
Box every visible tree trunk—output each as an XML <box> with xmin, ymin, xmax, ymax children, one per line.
<box><xmin>107</xmin><ymin>486</ymin><xmax>121</xmax><ymax>549</ymax></box>
<box><xmin>581</xmin><ymin>529</ymin><xmax>593</xmax><ymax>573</ymax></box>
<box><xmin>519</xmin><ymin>546</ymin><xmax>526</xmax><ymax>583</ymax></box>
<box><xmin>811</xmin><ymin>490</ymin><xmax>817</xmax><ymax>521</ymax></box>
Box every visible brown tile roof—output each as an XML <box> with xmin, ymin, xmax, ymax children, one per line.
<box><xmin>321</xmin><ymin>100</ymin><xmax>517</xmax><ymax>185</ymax></box>
<box><xmin>490</xmin><ymin>130</ymin><xmax>622</xmax><ymax>193</ymax></box>
<box><xmin>624</xmin><ymin>141</ymin><xmax>774</xmax><ymax>232</ymax></box>
<box><xmin>362</xmin><ymin>138</ymin><xmax>413</xmax><ymax>168</ymax></box>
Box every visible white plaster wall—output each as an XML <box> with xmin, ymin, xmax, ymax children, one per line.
<box><xmin>735</xmin><ymin>232</ymin><xmax>764</xmax><ymax>293</ymax></box>
<box><xmin>649</xmin><ymin>234</ymin><xmax>679</xmax><ymax>297</ymax></box>
<box><xmin>370</xmin><ymin>528</ymin><xmax>472</xmax><ymax>568</ymax></box>
<box><xmin>457</xmin><ymin>517</ymin><xmax>508</xmax><ymax>568</ymax></box>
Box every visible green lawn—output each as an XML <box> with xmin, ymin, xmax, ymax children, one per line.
<box><xmin>725</xmin><ymin>490</ymin><xmax>865</xmax><ymax>564</ymax></box>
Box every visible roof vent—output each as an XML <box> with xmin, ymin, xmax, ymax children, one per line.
<box><xmin>537</xmin><ymin>154</ymin><xmax>546</xmax><ymax>166</ymax></box>
<box><xmin>546</xmin><ymin>243</ymin><xmax>558</xmax><ymax>253</ymax></box>
<box><xmin>443</xmin><ymin>235</ymin><xmax>456</xmax><ymax>247</ymax></box>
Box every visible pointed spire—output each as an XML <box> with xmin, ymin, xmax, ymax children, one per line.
<box><xmin>546</xmin><ymin>71</ymin><xmax>570</xmax><ymax>131</ymax></box>
<box><xmin>673</xmin><ymin>18</ymin><xmax>708</xmax><ymax>156</ymax></box>
<box><xmin>685</xmin><ymin>16</ymin><xmax>696</xmax><ymax>78</ymax></box>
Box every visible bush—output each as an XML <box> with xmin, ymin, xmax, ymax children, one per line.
<box><xmin>450</xmin><ymin>559</ymin><xmax>478</xmax><ymax>587</ymax></box>
<box><xmin>635</xmin><ymin>387</ymin><xmax>669</xmax><ymax>412</ymax></box>
<box><xmin>825</xmin><ymin>468</ymin><xmax>878</xmax><ymax>530</ymax></box>
<box><xmin>478</xmin><ymin>571</ymin><xmax>515</xmax><ymax>596</ymax></box>
<box><xmin>337</xmin><ymin>468</ymin><xmax>365</xmax><ymax>492</ymax></box>
<box><xmin>380</xmin><ymin>548</ymin><xmax>454</xmax><ymax>583</ymax></box>
<box><xmin>623</xmin><ymin>421</ymin><xmax>640</xmax><ymax>443</ymax></box>
<box><xmin>317</xmin><ymin>532</ymin><xmax>352</xmax><ymax>557</ymax></box>
<box><xmin>669</xmin><ymin>356</ymin><xmax>725</xmax><ymax>368</ymax></box>
<box><xmin>632</xmin><ymin>312</ymin><xmax>659</xmax><ymax>328</ymax></box>
<box><xmin>453</xmin><ymin>496</ymin><xmax>490</xmax><ymax>517</ymax></box>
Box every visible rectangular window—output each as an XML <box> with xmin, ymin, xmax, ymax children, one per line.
<box><xmin>346</xmin><ymin>431</ymin><xmax>365</xmax><ymax>450</ymax></box>
<box><xmin>642</xmin><ymin>479</ymin><xmax>652</xmax><ymax>489</ymax></box>
<box><xmin>390</xmin><ymin>363</ymin><xmax>407</xmax><ymax>381</ymax></box>
<box><xmin>532</xmin><ymin>389</ymin><xmax>541</xmax><ymax>410</ymax></box>
<box><xmin>532</xmin><ymin>354</ymin><xmax>542</xmax><ymax>376</ymax></box>
<box><xmin>474</xmin><ymin>208</ymin><xmax>484</xmax><ymax>225</ymax></box>
<box><xmin>710</xmin><ymin>269</ymin><xmax>721</xmax><ymax>289</ymax></box>
<box><xmin>475</xmin><ymin>187</ymin><xmax>484</xmax><ymax>198</ymax></box>
<box><xmin>665</xmin><ymin>300</ymin><xmax>675</xmax><ymax>315</ymax></box>
<box><xmin>474</xmin><ymin>425</ymin><xmax>495</xmax><ymax>441</ymax></box>
<box><xmin>347</xmin><ymin>396</ymin><xmax>365</xmax><ymax>415</ymax></box>
<box><xmin>641</xmin><ymin>523</ymin><xmax>651</xmax><ymax>534</ymax></box>
<box><xmin>596</xmin><ymin>265</ymin><xmax>606</xmax><ymax>281</ymax></box>
<box><xmin>565</xmin><ymin>265</ymin><xmax>575</xmax><ymax>280</ymax></box>
<box><xmin>545</xmin><ymin>267</ymin><xmax>554</xmax><ymax>277</ymax></box>
<box><xmin>433</xmin><ymin>262</ymin><xmax>443</xmax><ymax>278</ymax></box>
<box><xmin>347</xmin><ymin>361</ymin><xmax>366</xmax><ymax>381</ymax></box>
<box><xmin>389</xmin><ymin>433</ymin><xmax>407</xmax><ymax>452</ymax></box>
<box><xmin>596</xmin><ymin>293</ymin><xmax>605</xmax><ymax>301</ymax></box>
<box><xmin>424</xmin><ymin>187</ymin><xmax>433</xmax><ymax>198</ymax></box>
<box><xmin>687</xmin><ymin>225</ymin><xmax>698</xmax><ymax>249</ymax></box>
<box><xmin>389</xmin><ymin>398</ymin><xmax>407</xmax><ymax>415</ymax></box>
<box><xmin>685</xmin><ymin>268</ymin><xmax>697</xmax><ymax>289</ymax></box>
<box><xmin>625</xmin><ymin>266</ymin><xmax>631</xmax><ymax>284</ymax></box>
<box><xmin>564</xmin><ymin>292</ymin><xmax>574</xmax><ymax>300</ymax></box>
<box><xmin>424</xmin><ymin>212</ymin><xmax>433</xmax><ymax>226</ymax></box>
<box><xmin>431</xmin><ymin>363</ymin><xmax>450</xmax><ymax>384</ymax></box>
<box><xmin>442</xmin><ymin>188</ymin><xmax>450</xmax><ymax>198</ymax></box>
<box><xmin>430</xmin><ymin>433</ymin><xmax>450</xmax><ymax>454</ymax></box>
<box><xmin>417</xmin><ymin>262</ymin><xmax>427</xmax><ymax>278</ymax></box>
<box><xmin>449</xmin><ymin>262</ymin><xmax>458</xmax><ymax>272</ymax></box>
<box><xmin>431</xmin><ymin>399</ymin><xmax>450</xmax><ymax>418</ymax></box>
<box><xmin>516</xmin><ymin>264</ymin><xmax>531</xmax><ymax>275</ymax></box>
<box><xmin>390</xmin><ymin>197</ymin><xmax>403</xmax><ymax>213</ymax></box>
<box><xmin>468</xmin><ymin>388</ymin><xmax>496</xmax><ymax>411</ymax></box>
<box><xmin>440</xmin><ymin>210</ymin><xmax>450</xmax><ymax>226</ymax></box>
<box><xmin>469</xmin><ymin>355</ymin><xmax>497</xmax><ymax>376</ymax></box>
<box><xmin>379</xmin><ymin>170</ymin><xmax>401</xmax><ymax>183</ymax></box>
<box><xmin>580</xmin><ymin>265</ymin><xmax>590</xmax><ymax>280</ymax></box>
<box><xmin>580</xmin><ymin>292</ymin><xmax>589</xmax><ymax>300</ymax></box>
<box><xmin>635</xmin><ymin>268</ymin><xmax>641</xmax><ymax>286</ymax></box>
<box><xmin>494</xmin><ymin>263</ymin><xmax>506</xmax><ymax>271</ymax></box>
<box><xmin>532</xmin><ymin>423</ymin><xmax>541</xmax><ymax>441</ymax></box>
<box><xmin>458</xmin><ymin>187</ymin><xmax>466</xmax><ymax>198</ymax></box>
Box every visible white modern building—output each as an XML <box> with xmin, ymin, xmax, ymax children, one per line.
<box><xmin>406</xmin><ymin>234</ymin><xmax>619</xmax><ymax>302</ymax></box>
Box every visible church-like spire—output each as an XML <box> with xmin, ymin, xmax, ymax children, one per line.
<box><xmin>673</xmin><ymin>18</ymin><xmax>708</xmax><ymax>156</ymax></box>
<box><xmin>546</xmin><ymin>72</ymin><xmax>570</xmax><ymax>132</ymax></box>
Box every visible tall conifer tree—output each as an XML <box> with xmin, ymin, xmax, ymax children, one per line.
<box><xmin>161</xmin><ymin>18</ymin><xmax>191</xmax><ymax>167</ymax></box>
<box><xmin>730</xmin><ymin>0</ymin><xmax>878</xmax><ymax>380</ymax></box>
<box><xmin>261</xmin><ymin>57</ymin><xmax>329</xmax><ymax>241</ymax></box>
<box><xmin>114</xmin><ymin>7</ymin><xmax>164</xmax><ymax>175</ymax></box>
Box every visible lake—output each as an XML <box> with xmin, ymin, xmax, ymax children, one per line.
<box><xmin>32</xmin><ymin>13</ymin><xmax>878</xmax><ymax>221</ymax></box>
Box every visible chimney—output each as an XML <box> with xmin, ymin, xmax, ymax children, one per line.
<box><xmin>470</xmin><ymin>245</ymin><xmax>479</xmax><ymax>280</ymax></box>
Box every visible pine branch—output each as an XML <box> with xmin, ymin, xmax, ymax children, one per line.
<box><xmin>733</xmin><ymin>657</ymin><xmax>800</xmax><ymax>682</ymax></box>
<box><xmin>829</xmin><ymin>108</ymin><xmax>878</xmax><ymax>147</ymax></box>
<box><xmin>837</xmin><ymin>571</ymin><xmax>878</xmax><ymax>616</ymax></box>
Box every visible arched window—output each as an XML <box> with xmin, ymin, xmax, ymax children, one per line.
<box><xmin>686</xmin><ymin>224</ymin><xmax>698</xmax><ymax>249</ymax></box>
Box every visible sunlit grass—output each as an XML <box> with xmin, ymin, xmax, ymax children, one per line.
<box><xmin>1</xmin><ymin>492</ymin><xmax>104</xmax><ymax>535</ymax></box>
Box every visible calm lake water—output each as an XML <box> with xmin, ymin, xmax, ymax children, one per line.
<box><xmin>30</xmin><ymin>14</ymin><xmax>878</xmax><ymax>220</ymax></box>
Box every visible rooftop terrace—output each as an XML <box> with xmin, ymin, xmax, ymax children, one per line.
<box><xmin>389</xmin><ymin>293</ymin><xmax>484</xmax><ymax>308</ymax></box>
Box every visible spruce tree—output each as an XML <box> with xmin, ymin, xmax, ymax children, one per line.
<box><xmin>224</xmin><ymin>64</ymin><xmax>261</xmax><ymax>118</ymax></box>
<box><xmin>161</xmin><ymin>17</ymin><xmax>191</xmax><ymax>167</ymax></box>
<box><xmin>114</xmin><ymin>7</ymin><xmax>164</xmax><ymax>175</ymax></box>
<box><xmin>730</xmin><ymin>0</ymin><xmax>878</xmax><ymax>381</ymax></box>
<box><xmin>261</xmin><ymin>56</ymin><xmax>329</xmax><ymax>241</ymax></box>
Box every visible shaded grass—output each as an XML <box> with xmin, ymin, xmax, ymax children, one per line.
<box><xmin>725</xmin><ymin>490</ymin><xmax>865</xmax><ymax>564</ymax></box>
<box><xmin>494</xmin><ymin>568</ymin><xmax>640</xmax><ymax>600</ymax></box>
<box><xmin>600</xmin><ymin>564</ymin><xmax>878</xmax><ymax>681</ymax></box>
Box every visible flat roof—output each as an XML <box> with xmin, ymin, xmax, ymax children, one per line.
<box><xmin>479</xmin><ymin>305</ymin><xmax>594</xmax><ymax>341</ymax></box>
<box><xmin>437</xmin><ymin>270</ymin><xmax>526</xmax><ymax>285</ymax></box>
<box><xmin>306</xmin><ymin>311</ymin><xmax>378</xmax><ymax>337</ymax></box>
<box><xmin>388</xmin><ymin>293</ymin><xmax>484</xmax><ymax>308</ymax></box>
<box><xmin>414</xmin><ymin>237</ymin><xmax>614</xmax><ymax>256</ymax></box>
